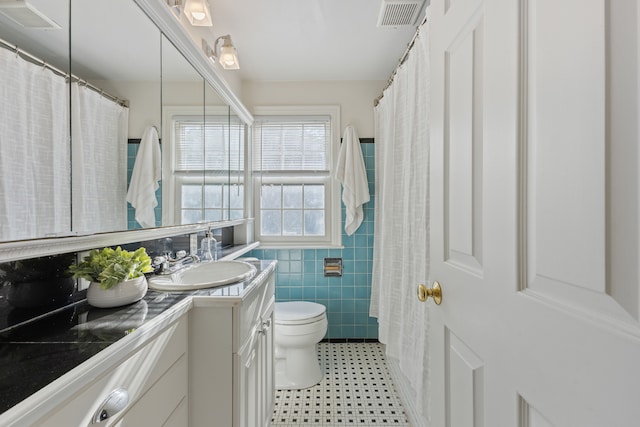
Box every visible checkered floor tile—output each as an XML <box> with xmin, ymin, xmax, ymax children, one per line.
<box><xmin>271</xmin><ymin>342</ymin><xmax>410</xmax><ymax>426</ymax></box>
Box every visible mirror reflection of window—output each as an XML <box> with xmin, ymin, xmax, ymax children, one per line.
<box><xmin>173</xmin><ymin>113</ymin><xmax>245</xmax><ymax>223</ymax></box>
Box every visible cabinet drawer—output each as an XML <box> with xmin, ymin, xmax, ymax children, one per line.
<box><xmin>29</xmin><ymin>316</ymin><xmax>187</xmax><ymax>427</ymax></box>
<box><xmin>117</xmin><ymin>354</ymin><xmax>188</xmax><ymax>426</ymax></box>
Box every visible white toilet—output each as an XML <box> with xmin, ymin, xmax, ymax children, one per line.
<box><xmin>274</xmin><ymin>301</ymin><xmax>328</xmax><ymax>389</ymax></box>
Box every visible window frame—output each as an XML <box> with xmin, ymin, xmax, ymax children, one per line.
<box><xmin>252</xmin><ymin>105</ymin><xmax>341</xmax><ymax>248</ymax></box>
<box><xmin>162</xmin><ymin>105</ymin><xmax>244</xmax><ymax>225</ymax></box>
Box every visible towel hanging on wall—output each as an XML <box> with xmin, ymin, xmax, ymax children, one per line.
<box><xmin>336</xmin><ymin>125</ymin><xmax>370</xmax><ymax>235</ymax></box>
<box><xmin>126</xmin><ymin>125</ymin><xmax>161</xmax><ymax>228</ymax></box>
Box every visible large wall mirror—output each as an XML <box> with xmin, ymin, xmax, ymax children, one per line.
<box><xmin>161</xmin><ymin>34</ymin><xmax>207</xmax><ymax>227</ymax></box>
<box><xmin>0</xmin><ymin>0</ymin><xmax>71</xmax><ymax>241</ymax></box>
<box><xmin>71</xmin><ymin>0</ymin><xmax>161</xmax><ymax>235</ymax></box>
<box><xmin>0</xmin><ymin>0</ymin><xmax>246</xmax><ymax>244</ymax></box>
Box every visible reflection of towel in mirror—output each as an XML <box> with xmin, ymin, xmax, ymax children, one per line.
<box><xmin>336</xmin><ymin>125</ymin><xmax>370</xmax><ymax>235</ymax></box>
<box><xmin>126</xmin><ymin>126</ymin><xmax>161</xmax><ymax>228</ymax></box>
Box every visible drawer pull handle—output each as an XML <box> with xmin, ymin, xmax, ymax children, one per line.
<box><xmin>259</xmin><ymin>319</ymin><xmax>272</xmax><ymax>334</ymax></box>
<box><xmin>92</xmin><ymin>388</ymin><xmax>129</xmax><ymax>424</ymax></box>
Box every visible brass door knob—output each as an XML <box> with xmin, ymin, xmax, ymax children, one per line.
<box><xmin>417</xmin><ymin>282</ymin><xmax>442</xmax><ymax>305</ymax></box>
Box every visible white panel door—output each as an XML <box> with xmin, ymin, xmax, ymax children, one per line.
<box><xmin>428</xmin><ymin>0</ymin><xmax>640</xmax><ymax>426</ymax></box>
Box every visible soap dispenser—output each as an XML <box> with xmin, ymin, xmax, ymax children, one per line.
<box><xmin>200</xmin><ymin>232</ymin><xmax>214</xmax><ymax>262</ymax></box>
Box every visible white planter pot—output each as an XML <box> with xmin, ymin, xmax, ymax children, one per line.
<box><xmin>86</xmin><ymin>276</ymin><xmax>148</xmax><ymax>308</ymax></box>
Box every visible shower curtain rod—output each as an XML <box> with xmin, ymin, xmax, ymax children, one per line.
<box><xmin>0</xmin><ymin>37</ymin><xmax>129</xmax><ymax>109</ymax></box>
<box><xmin>374</xmin><ymin>15</ymin><xmax>428</xmax><ymax>107</ymax></box>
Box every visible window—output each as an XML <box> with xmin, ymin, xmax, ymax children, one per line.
<box><xmin>253</xmin><ymin>106</ymin><xmax>341</xmax><ymax>247</ymax></box>
<box><xmin>163</xmin><ymin>106</ymin><xmax>245</xmax><ymax>225</ymax></box>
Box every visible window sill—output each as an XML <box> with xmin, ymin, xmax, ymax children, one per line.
<box><xmin>254</xmin><ymin>243</ymin><xmax>344</xmax><ymax>250</ymax></box>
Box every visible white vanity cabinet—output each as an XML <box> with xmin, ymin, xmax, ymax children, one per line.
<box><xmin>190</xmin><ymin>270</ymin><xmax>275</xmax><ymax>427</ymax></box>
<box><xmin>0</xmin><ymin>263</ymin><xmax>276</xmax><ymax>427</ymax></box>
<box><xmin>1</xmin><ymin>306</ymin><xmax>190</xmax><ymax>427</ymax></box>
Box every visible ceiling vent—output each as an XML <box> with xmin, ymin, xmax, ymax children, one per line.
<box><xmin>0</xmin><ymin>0</ymin><xmax>60</xmax><ymax>29</ymax></box>
<box><xmin>377</xmin><ymin>0</ymin><xmax>425</xmax><ymax>27</ymax></box>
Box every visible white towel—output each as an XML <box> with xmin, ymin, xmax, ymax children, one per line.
<box><xmin>126</xmin><ymin>126</ymin><xmax>161</xmax><ymax>228</ymax></box>
<box><xmin>336</xmin><ymin>125</ymin><xmax>370</xmax><ymax>235</ymax></box>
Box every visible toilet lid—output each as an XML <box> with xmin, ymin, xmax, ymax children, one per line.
<box><xmin>275</xmin><ymin>301</ymin><xmax>326</xmax><ymax>324</ymax></box>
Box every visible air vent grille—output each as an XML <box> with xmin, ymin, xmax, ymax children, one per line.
<box><xmin>377</xmin><ymin>0</ymin><xmax>424</xmax><ymax>27</ymax></box>
<box><xmin>0</xmin><ymin>1</ymin><xmax>60</xmax><ymax>29</ymax></box>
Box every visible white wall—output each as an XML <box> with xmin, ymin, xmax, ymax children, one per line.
<box><xmin>94</xmin><ymin>80</ymin><xmax>227</xmax><ymax>139</ymax></box>
<box><xmin>93</xmin><ymin>81</ymin><xmax>160</xmax><ymax>139</ymax></box>
<box><xmin>96</xmin><ymin>79</ymin><xmax>383</xmax><ymax>139</ymax></box>
<box><xmin>241</xmin><ymin>80</ymin><xmax>386</xmax><ymax>138</ymax></box>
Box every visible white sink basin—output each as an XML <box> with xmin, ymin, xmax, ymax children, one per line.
<box><xmin>148</xmin><ymin>260</ymin><xmax>257</xmax><ymax>291</ymax></box>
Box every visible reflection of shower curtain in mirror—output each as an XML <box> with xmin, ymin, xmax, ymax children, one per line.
<box><xmin>71</xmin><ymin>84</ymin><xmax>128</xmax><ymax>234</ymax></box>
<box><xmin>0</xmin><ymin>48</ymin><xmax>70</xmax><ymax>241</ymax></box>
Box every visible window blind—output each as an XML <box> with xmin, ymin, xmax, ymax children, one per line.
<box><xmin>174</xmin><ymin>115</ymin><xmax>244</xmax><ymax>171</ymax></box>
<box><xmin>253</xmin><ymin>115</ymin><xmax>330</xmax><ymax>172</ymax></box>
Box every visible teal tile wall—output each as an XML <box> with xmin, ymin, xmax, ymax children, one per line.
<box><xmin>127</xmin><ymin>143</ymin><xmax>162</xmax><ymax>230</ymax></box>
<box><xmin>249</xmin><ymin>143</ymin><xmax>377</xmax><ymax>340</ymax></box>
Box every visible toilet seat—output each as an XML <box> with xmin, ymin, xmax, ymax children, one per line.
<box><xmin>275</xmin><ymin>301</ymin><xmax>326</xmax><ymax>325</ymax></box>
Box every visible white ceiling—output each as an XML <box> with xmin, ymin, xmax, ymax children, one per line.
<box><xmin>0</xmin><ymin>0</ymin><xmax>425</xmax><ymax>84</ymax></box>
<box><xmin>208</xmin><ymin>0</ymin><xmax>425</xmax><ymax>82</ymax></box>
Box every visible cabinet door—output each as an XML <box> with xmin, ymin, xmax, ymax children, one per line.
<box><xmin>237</xmin><ymin>333</ymin><xmax>260</xmax><ymax>427</ymax></box>
<box><xmin>237</xmin><ymin>300</ymin><xmax>274</xmax><ymax>427</ymax></box>
<box><xmin>259</xmin><ymin>303</ymin><xmax>275</xmax><ymax>427</ymax></box>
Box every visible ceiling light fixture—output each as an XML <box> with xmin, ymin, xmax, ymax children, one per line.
<box><xmin>202</xmin><ymin>35</ymin><xmax>240</xmax><ymax>70</ymax></box>
<box><xmin>184</xmin><ymin>0</ymin><xmax>212</xmax><ymax>26</ymax></box>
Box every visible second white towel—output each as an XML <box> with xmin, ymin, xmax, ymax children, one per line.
<box><xmin>336</xmin><ymin>125</ymin><xmax>370</xmax><ymax>235</ymax></box>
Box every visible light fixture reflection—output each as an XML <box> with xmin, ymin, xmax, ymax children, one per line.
<box><xmin>184</xmin><ymin>0</ymin><xmax>212</xmax><ymax>26</ymax></box>
<box><xmin>166</xmin><ymin>0</ymin><xmax>183</xmax><ymax>17</ymax></box>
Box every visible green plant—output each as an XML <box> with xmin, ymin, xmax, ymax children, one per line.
<box><xmin>68</xmin><ymin>247</ymin><xmax>153</xmax><ymax>290</ymax></box>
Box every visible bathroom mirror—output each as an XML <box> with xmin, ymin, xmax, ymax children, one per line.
<box><xmin>0</xmin><ymin>0</ymin><xmax>71</xmax><ymax>241</ymax></box>
<box><xmin>71</xmin><ymin>0</ymin><xmax>161</xmax><ymax>234</ymax></box>
<box><xmin>204</xmin><ymin>81</ymin><xmax>232</xmax><ymax>222</ymax></box>
<box><xmin>162</xmin><ymin>34</ymin><xmax>206</xmax><ymax>226</ymax></box>
<box><xmin>228</xmin><ymin>106</ymin><xmax>246</xmax><ymax>220</ymax></box>
<box><xmin>0</xmin><ymin>0</ymin><xmax>246</xmax><ymax>243</ymax></box>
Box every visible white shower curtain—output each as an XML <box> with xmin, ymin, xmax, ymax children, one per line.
<box><xmin>71</xmin><ymin>83</ymin><xmax>129</xmax><ymax>234</ymax></box>
<box><xmin>371</xmin><ymin>17</ymin><xmax>431</xmax><ymax>425</ymax></box>
<box><xmin>0</xmin><ymin>48</ymin><xmax>70</xmax><ymax>241</ymax></box>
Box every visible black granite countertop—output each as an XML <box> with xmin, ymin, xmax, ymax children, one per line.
<box><xmin>0</xmin><ymin>259</ymin><xmax>275</xmax><ymax>415</ymax></box>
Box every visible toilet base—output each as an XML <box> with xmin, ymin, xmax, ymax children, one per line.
<box><xmin>275</xmin><ymin>345</ymin><xmax>323</xmax><ymax>389</ymax></box>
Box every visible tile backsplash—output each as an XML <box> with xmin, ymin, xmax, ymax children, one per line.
<box><xmin>0</xmin><ymin>233</ymin><xmax>196</xmax><ymax>333</ymax></box>
<box><xmin>0</xmin><ymin>253</ymin><xmax>80</xmax><ymax>331</ymax></box>
<box><xmin>248</xmin><ymin>143</ymin><xmax>377</xmax><ymax>340</ymax></box>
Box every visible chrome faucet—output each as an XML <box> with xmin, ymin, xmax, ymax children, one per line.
<box><xmin>152</xmin><ymin>250</ymin><xmax>200</xmax><ymax>275</ymax></box>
